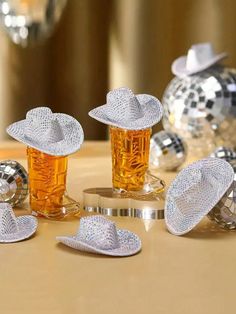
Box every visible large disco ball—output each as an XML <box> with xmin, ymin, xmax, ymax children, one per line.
<box><xmin>0</xmin><ymin>0</ymin><xmax>67</xmax><ymax>46</ymax></box>
<box><xmin>162</xmin><ymin>65</ymin><xmax>236</xmax><ymax>157</ymax></box>
<box><xmin>208</xmin><ymin>160</ymin><xmax>236</xmax><ymax>230</ymax></box>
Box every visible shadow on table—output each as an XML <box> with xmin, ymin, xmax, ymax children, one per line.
<box><xmin>56</xmin><ymin>242</ymin><xmax>140</xmax><ymax>259</ymax></box>
<box><xmin>184</xmin><ymin>219</ymin><xmax>236</xmax><ymax>240</ymax></box>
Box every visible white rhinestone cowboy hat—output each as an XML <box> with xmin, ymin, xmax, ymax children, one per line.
<box><xmin>0</xmin><ymin>203</ymin><xmax>38</xmax><ymax>243</ymax></box>
<box><xmin>56</xmin><ymin>215</ymin><xmax>142</xmax><ymax>256</ymax></box>
<box><xmin>172</xmin><ymin>43</ymin><xmax>227</xmax><ymax>77</ymax></box>
<box><xmin>89</xmin><ymin>87</ymin><xmax>163</xmax><ymax>130</ymax></box>
<box><xmin>7</xmin><ymin>107</ymin><xmax>84</xmax><ymax>156</ymax></box>
<box><xmin>165</xmin><ymin>158</ymin><xmax>234</xmax><ymax>236</ymax></box>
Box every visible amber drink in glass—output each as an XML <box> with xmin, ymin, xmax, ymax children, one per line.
<box><xmin>110</xmin><ymin>126</ymin><xmax>151</xmax><ymax>192</ymax></box>
<box><xmin>27</xmin><ymin>147</ymin><xmax>68</xmax><ymax>218</ymax></box>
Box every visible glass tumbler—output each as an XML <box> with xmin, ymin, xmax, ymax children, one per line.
<box><xmin>27</xmin><ymin>146</ymin><xmax>68</xmax><ymax>218</ymax></box>
<box><xmin>110</xmin><ymin>126</ymin><xmax>151</xmax><ymax>192</ymax></box>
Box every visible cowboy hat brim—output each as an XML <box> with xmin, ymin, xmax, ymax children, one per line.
<box><xmin>0</xmin><ymin>215</ymin><xmax>38</xmax><ymax>243</ymax></box>
<box><xmin>56</xmin><ymin>229</ymin><xmax>142</xmax><ymax>256</ymax></box>
<box><xmin>165</xmin><ymin>158</ymin><xmax>234</xmax><ymax>236</ymax></box>
<box><xmin>172</xmin><ymin>52</ymin><xmax>228</xmax><ymax>77</ymax></box>
<box><xmin>89</xmin><ymin>94</ymin><xmax>163</xmax><ymax>130</ymax></box>
<box><xmin>7</xmin><ymin>113</ymin><xmax>84</xmax><ymax>156</ymax></box>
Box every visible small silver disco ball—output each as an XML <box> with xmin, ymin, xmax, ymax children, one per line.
<box><xmin>208</xmin><ymin>160</ymin><xmax>236</xmax><ymax>229</ymax></box>
<box><xmin>162</xmin><ymin>65</ymin><xmax>236</xmax><ymax>157</ymax></box>
<box><xmin>0</xmin><ymin>0</ymin><xmax>67</xmax><ymax>46</ymax></box>
<box><xmin>149</xmin><ymin>130</ymin><xmax>187</xmax><ymax>171</ymax></box>
<box><xmin>210</xmin><ymin>146</ymin><xmax>236</xmax><ymax>162</ymax></box>
<box><xmin>0</xmin><ymin>160</ymin><xmax>28</xmax><ymax>206</ymax></box>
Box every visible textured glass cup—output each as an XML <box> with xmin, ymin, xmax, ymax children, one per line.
<box><xmin>27</xmin><ymin>147</ymin><xmax>68</xmax><ymax>218</ymax></box>
<box><xmin>110</xmin><ymin>126</ymin><xmax>151</xmax><ymax>192</ymax></box>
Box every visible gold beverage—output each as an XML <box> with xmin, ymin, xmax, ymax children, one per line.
<box><xmin>27</xmin><ymin>147</ymin><xmax>68</xmax><ymax>218</ymax></box>
<box><xmin>110</xmin><ymin>126</ymin><xmax>151</xmax><ymax>192</ymax></box>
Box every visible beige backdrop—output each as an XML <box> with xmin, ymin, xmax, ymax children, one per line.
<box><xmin>0</xmin><ymin>0</ymin><xmax>236</xmax><ymax>140</ymax></box>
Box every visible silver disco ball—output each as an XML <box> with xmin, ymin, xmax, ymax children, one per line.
<box><xmin>0</xmin><ymin>160</ymin><xmax>28</xmax><ymax>206</ymax></box>
<box><xmin>210</xmin><ymin>146</ymin><xmax>236</xmax><ymax>162</ymax></box>
<box><xmin>162</xmin><ymin>65</ymin><xmax>236</xmax><ymax>157</ymax></box>
<box><xmin>208</xmin><ymin>160</ymin><xmax>236</xmax><ymax>230</ymax></box>
<box><xmin>0</xmin><ymin>0</ymin><xmax>67</xmax><ymax>46</ymax></box>
<box><xmin>149</xmin><ymin>130</ymin><xmax>187</xmax><ymax>171</ymax></box>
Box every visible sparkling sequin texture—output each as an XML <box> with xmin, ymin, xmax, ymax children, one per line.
<box><xmin>0</xmin><ymin>160</ymin><xmax>28</xmax><ymax>206</ymax></box>
<box><xmin>7</xmin><ymin>107</ymin><xmax>84</xmax><ymax>157</ymax></box>
<box><xmin>162</xmin><ymin>66</ymin><xmax>236</xmax><ymax>156</ymax></box>
<box><xmin>149</xmin><ymin>131</ymin><xmax>187</xmax><ymax>171</ymax></box>
<box><xmin>0</xmin><ymin>203</ymin><xmax>38</xmax><ymax>243</ymax></box>
<box><xmin>89</xmin><ymin>87</ymin><xmax>163</xmax><ymax>130</ymax></box>
<box><xmin>57</xmin><ymin>215</ymin><xmax>142</xmax><ymax>256</ymax></box>
<box><xmin>208</xmin><ymin>161</ymin><xmax>236</xmax><ymax>229</ymax></box>
<box><xmin>165</xmin><ymin>158</ymin><xmax>234</xmax><ymax>235</ymax></box>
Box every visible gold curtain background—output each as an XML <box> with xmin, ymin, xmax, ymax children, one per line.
<box><xmin>0</xmin><ymin>0</ymin><xmax>236</xmax><ymax>140</ymax></box>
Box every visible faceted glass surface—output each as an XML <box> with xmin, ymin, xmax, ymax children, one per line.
<box><xmin>208</xmin><ymin>161</ymin><xmax>236</xmax><ymax>229</ymax></box>
<box><xmin>0</xmin><ymin>0</ymin><xmax>67</xmax><ymax>46</ymax></box>
<box><xmin>0</xmin><ymin>160</ymin><xmax>28</xmax><ymax>206</ymax></box>
<box><xmin>162</xmin><ymin>65</ymin><xmax>236</xmax><ymax>157</ymax></box>
<box><xmin>149</xmin><ymin>131</ymin><xmax>187</xmax><ymax>171</ymax></box>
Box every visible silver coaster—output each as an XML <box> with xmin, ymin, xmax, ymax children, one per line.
<box><xmin>83</xmin><ymin>188</ymin><xmax>165</xmax><ymax>220</ymax></box>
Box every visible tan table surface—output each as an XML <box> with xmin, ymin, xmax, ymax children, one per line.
<box><xmin>0</xmin><ymin>140</ymin><xmax>234</xmax><ymax>314</ymax></box>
